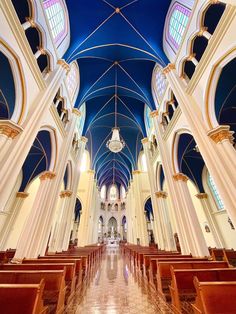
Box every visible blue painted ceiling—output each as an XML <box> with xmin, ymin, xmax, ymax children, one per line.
<box><xmin>65</xmin><ymin>0</ymin><xmax>172</xmax><ymax>189</ymax></box>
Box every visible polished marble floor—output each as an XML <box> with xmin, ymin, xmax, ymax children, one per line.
<box><xmin>66</xmin><ymin>248</ymin><xmax>174</xmax><ymax>314</ymax></box>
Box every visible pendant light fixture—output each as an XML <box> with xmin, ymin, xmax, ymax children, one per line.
<box><xmin>106</xmin><ymin>63</ymin><xmax>125</xmax><ymax>153</ymax></box>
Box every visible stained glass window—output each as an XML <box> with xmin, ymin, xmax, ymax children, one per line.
<box><xmin>66</xmin><ymin>62</ymin><xmax>79</xmax><ymax>101</ymax></box>
<box><xmin>110</xmin><ymin>185</ymin><xmax>117</xmax><ymax>201</ymax></box>
<box><xmin>101</xmin><ymin>185</ymin><xmax>106</xmax><ymax>200</ymax></box>
<box><xmin>76</xmin><ymin>103</ymin><xmax>86</xmax><ymax>136</ymax></box>
<box><xmin>144</xmin><ymin>105</ymin><xmax>153</xmax><ymax>137</ymax></box>
<box><xmin>207</xmin><ymin>174</ymin><xmax>224</xmax><ymax>210</ymax></box>
<box><xmin>44</xmin><ymin>0</ymin><xmax>66</xmax><ymax>46</ymax></box>
<box><xmin>168</xmin><ymin>4</ymin><xmax>191</xmax><ymax>50</ymax></box>
<box><xmin>155</xmin><ymin>67</ymin><xmax>167</xmax><ymax>103</ymax></box>
<box><xmin>142</xmin><ymin>154</ymin><xmax>148</xmax><ymax>172</ymax></box>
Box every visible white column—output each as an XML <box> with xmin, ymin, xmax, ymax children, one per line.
<box><xmin>0</xmin><ymin>192</ymin><xmax>29</xmax><ymax>250</ymax></box>
<box><xmin>164</xmin><ymin>64</ymin><xmax>236</xmax><ymax>226</ymax></box>
<box><xmin>142</xmin><ymin>138</ymin><xmax>165</xmax><ymax>248</ymax></box>
<box><xmin>54</xmin><ymin>190</ymin><xmax>73</xmax><ymax>252</ymax></box>
<box><xmin>132</xmin><ymin>171</ymin><xmax>149</xmax><ymax>246</ymax></box>
<box><xmin>195</xmin><ymin>193</ymin><xmax>225</xmax><ymax>248</ymax></box>
<box><xmin>150</xmin><ymin>110</ymin><xmax>190</xmax><ymax>254</ymax></box>
<box><xmin>0</xmin><ymin>121</ymin><xmax>23</xmax><ymax>163</ymax></box>
<box><xmin>14</xmin><ymin>172</ymin><xmax>56</xmax><ymax>260</ymax></box>
<box><xmin>77</xmin><ymin>170</ymin><xmax>95</xmax><ymax>246</ymax></box>
<box><xmin>61</xmin><ymin>136</ymin><xmax>87</xmax><ymax>251</ymax></box>
<box><xmin>0</xmin><ymin>60</ymin><xmax>69</xmax><ymax>212</ymax></box>
<box><xmin>173</xmin><ymin>173</ymin><xmax>209</xmax><ymax>257</ymax></box>
<box><xmin>155</xmin><ymin>191</ymin><xmax>176</xmax><ymax>251</ymax></box>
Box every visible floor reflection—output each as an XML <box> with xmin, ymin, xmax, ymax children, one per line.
<box><xmin>67</xmin><ymin>248</ymin><xmax>173</xmax><ymax>314</ymax></box>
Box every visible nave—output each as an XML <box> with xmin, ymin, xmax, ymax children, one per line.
<box><xmin>66</xmin><ymin>248</ymin><xmax>173</xmax><ymax>314</ymax></box>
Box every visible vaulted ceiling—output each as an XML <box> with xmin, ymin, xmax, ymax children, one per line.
<box><xmin>64</xmin><ymin>0</ymin><xmax>172</xmax><ymax>190</ymax></box>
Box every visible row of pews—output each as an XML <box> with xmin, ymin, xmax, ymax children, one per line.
<box><xmin>121</xmin><ymin>244</ymin><xmax>236</xmax><ymax>314</ymax></box>
<box><xmin>0</xmin><ymin>244</ymin><xmax>105</xmax><ymax>313</ymax></box>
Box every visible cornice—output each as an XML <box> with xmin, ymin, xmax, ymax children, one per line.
<box><xmin>0</xmin><ymin>120</ymin><xmax>23</xmax><ymax>139</ymax></box>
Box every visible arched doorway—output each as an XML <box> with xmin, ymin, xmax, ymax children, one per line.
<box><xmin>108</xmin><ymin>217</ymin><xmax>117</xmax><ymax>238</ymax></box>
<box><xmin>98</xmin><ymin>216</ymin><xmax>104</xmax><ymax>243</ymax></box>
<box><xmin>121</xmin><ymin>216</ymin><xmax>127</xmax><ymax>241</ymax></box>
<box><xmin>144</xmin><ymin>198</ymin><xmax>155</xmax><ymax>245</ymax></box>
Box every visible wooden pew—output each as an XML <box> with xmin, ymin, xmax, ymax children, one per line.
<box><xmin>224</xmin><ymin>249</ymin><xmax>236</xmax><ymax>267</ymax></box>
<box><xmin>170</xmin><ymin>268</ymin><xmax>236</xmax><ymax>313</ymax></box>
<box><xmin>209</xmin><ymin>248</ymin><xmax>224</xmax><ymax>261</ymax></box>
<box><xmin>143</xmin><ymin>254</ymin><xmax>193</xmax><ymax>278</ymax></box>
<box><xmin>0</xmin><ymin>263</ymin><xmax>76</xmax><ymax>304</ymax></box>
<box><xmin>156</xmin><ymin>261</ymin><xmax>229</xmax><ymax>301</ymax></box>
<box><xmin>0</xmin><ymin>279</ymin><xmax>48</xmax><ymax>314</ymax></box>
<box><xmin>148</xmin><ymin>257</ymin><xmax>209</xmax><ymax>288</ymax></box>
<box><xmin>23</xmin><ymin>258</ymin><xmax>82</xmax><ymax>293</ymax></box>
<box><xmin>192</xmin><ymin>278</ymin><xmax>236</xmax><ymax>314</ymax></box>
<box><xmin>0</xmin><ymin>270</ymin><xmax>66</xmax><ymax>314</ymax></box>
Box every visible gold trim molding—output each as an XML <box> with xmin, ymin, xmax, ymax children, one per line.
<box><xmin>155</xmin><ymin>191</ymin><xmax>168</xmax><ymax>199</ymax></box>
<box><xmin>132</xmin><ymin>170</ymin><xmax>141</xmax><ymax>175</ymax></box>
<box><xmin>0</xmin><ymin>121</ymin><xmax>23</xmax><ymax>139</ymax></box>
<box><xmin>60</xmin><ymin>190</ymin><xmax>73</xmax><ymax>198</ymax></box>
<box><xmin>40</xmin><ymin>171</ymin><xmax>56</xmax><ymax>181</ymax></box>
<box><xmin>150</xmin><ymin>110</ymin><xmax>159</xmax><ymax>118</ymax></box>
<box><xmin>173</xmin><ymin>173</ymin><xmax>188</xmax><ymax>182</ymax></box>
<box><xmin>141</xmin><ymin>137</ymin><xmax>149</xmax><ymax>144</ymax></box>
<box><xmin>195</xmin><ymin>193</ymin><xmax>208</xmax><ymax>199</ymax></box>
<box><xmin>57</xmin><ymin>59</ymin><xmax>70</xmax><ymax>73</ymax></box>
<box><xmin>72</xmin><ymin>108</ymin><xmax>81</xmax><ymax>116</ymax></box>
<box><xmin>16</xmin><ymin>192</ymin><xmax>29</xmax><ymax>199</ymax></box>
<box><xmin>163</xmin><ymin>63</ymin><xmax>175</xmax><ymax>75</ymax></box>
<box><xmin>208</xmin><ymin>125</ymin><xmax>234</xmax><ymax>144</ymax></box>
<box><xmin>81</xmin><ymin>136</ymin><xmax>88</xmax><ymax>143</ymax></box>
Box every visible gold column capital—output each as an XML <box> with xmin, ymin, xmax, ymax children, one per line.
<box><xmin>81</xmin><ymin>136</ymin><xmax>88</xmax><ymax>143</ymax></box>
<box><xmin>57</xmin><ymin>59</ymin><xmax>70</xmax><ymax>73</ymax></box>
<box><xmin>163</xmin><ymin>63</ymin><xmax>175</xmax><ymax>75</ymax></box>
<box><xmin>208</xmin><ymin>125</ymin><xmax>234</xmax><ymax>144</ymax></box>
<box><xmin>150</xmin><ymin>110</ymin><xmax>159</xmax><ymax>118</ymax></box>
<box><xmin>132</xmin><ymin>170</ymin><xmax>141</xmax><ymax>175</ymax></box>
<box><xmin>195</xmin><ymin>193</ymin><xmax>208</xmax><ymax>199</ymax></box>
<box><xmin>87</xmin><ymin>169</ymin><xmax>95</xmax><ymax>174</ymax></box>
<box><xmin>25</xmin><ymin>17</ymin><xmax>36</xmax><ymax>28</ymax></box>
<box><xmin>0</xmin><ymin>121</ymin><xmax>23</xmax><ymax>139</ymax></box>
<box><xmin>39</xmin><ymin>171</ymin><xmax>56</xmax><ymax>181</ymax></box>
<box><xmin>173</xmin><ymin>173</ymin><xmax>188</xmax><ymax>182</ymax></box>
<box><xmin>60</xmin><ymin>190</ymin><xmax>73</xmax><ymax>198</ymax></box>
<box><xmin>72</xmin><ymin>108</ymin><xmax>81</xmax><ymax>116</ymax></box>
<box><xmin>198</xmin><ymin>27</ymin><xmax>208</xmax><ymax>36</ymax></box>
<box><xmin>155</xmin><ymin>191</ymin><xmax>168</xmax><ymax>199</ymax></box>
<box><xmin>141</xmin><ymin>137</ymin><xmax>149</xmax><ymax>144</ymax></box>
<box><xmin>16</xmin><ymin>192</ymin><xmax>29</xmax><ymax>199</ymax></box>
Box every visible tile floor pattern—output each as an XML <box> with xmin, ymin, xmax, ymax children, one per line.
<box><xmin>66</xmin><ymin>248</ymin><xmax>175</xmax><ymax>314</ymax></box>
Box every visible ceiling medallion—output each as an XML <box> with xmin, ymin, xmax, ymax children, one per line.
<box><xmin>106</xmin><ymin>127</ymin><xmax>125</xmax><ymax>153</ymax></box>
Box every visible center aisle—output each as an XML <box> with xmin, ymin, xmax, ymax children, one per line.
<box><xmin>66</xmin><ymin>247</ymin><xmax>174</xmax><ymax>314</ymax></box>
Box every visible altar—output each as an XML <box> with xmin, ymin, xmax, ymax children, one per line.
<box><xmin>107</xmin><ymin>237</ymin><xmax>119</xmax><ymax>247</ymax></box>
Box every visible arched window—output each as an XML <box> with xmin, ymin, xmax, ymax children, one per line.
<box><xmin>109</xmin><ymin>185</ymin><xmax>117</xmax><ymax>201</ymax></box>
<box><xmin>44</xmin><ymin>0</ymin><xmax>67</xmax><ymax>47</ymax></box>
<box><xmin>66</xmin><ymin>62</ymin><xmax>79</xmax><ymax>102</ymax></box>
<box><xmin>101</xmin><ymin>185</ymin><xmax>106</xmax><ymax>200</ymax></box>
<box><xmin>207</xmin><ymin>174</ymin><xmax>224</xmax><ymax>211</ymax></box>
<box><xmin>120</xmin><ymin>185</ymin><xmax>126</xmax><ymax>200</ymax></box>
<box><xmin>154</xmin><ymin>67</ymin><xmax>167</xmax><ymax>104</ymax></box>
<box><xmin>168</xmin><ymin>4</ymin><xmax>191</xmax><ymax>51</ymax></box>
<box><xmin>76</xmin><ymin>103</ymin><xmax>86</xmax><ymax>136</ymax></box>
<box><xmin>144</xmin><ymin>105</ymin><xmax>153</xmax><ymax>137</ymax></box>
<box><xmin>141</xmin><ymin>154</ymin><xmax>148</xmax><ymax>172</ymax></box>
<box><xmin>80</xmin><ymin>151</ymin><xmax>88</xmax><ymax>172</ymax></box>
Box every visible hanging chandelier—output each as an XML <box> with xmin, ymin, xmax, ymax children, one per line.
<box><xmin>106</xmin><ymin>127</ymin><xmax>125</xmax><ymax>153</ymax></box>
<box><xmin>106</xmin><ymin>65</ymin><xmax>125</xmax><ymax>153</ymax></box>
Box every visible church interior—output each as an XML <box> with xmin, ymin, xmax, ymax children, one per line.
<box><xmin>0</xmin><ymin>0</ymin><xmax>236</xmax><ymax>313</ymax></box>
